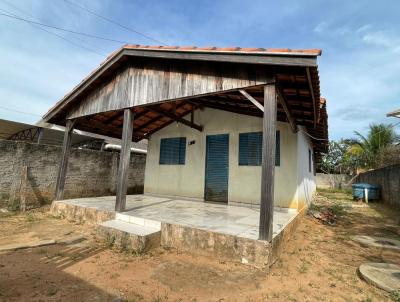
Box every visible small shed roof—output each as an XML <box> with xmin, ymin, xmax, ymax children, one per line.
<box><xmin>0</xmin><ymin>118</ymin><xmax>147</xmax><ymax>151</ymax></box>
<box><xmin>387</xmin><ymin>108</ymin><xmax>400</xmax><ymax>117</ymax></box>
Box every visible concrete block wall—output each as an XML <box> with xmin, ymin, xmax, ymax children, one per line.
<box><xmin>316</xmin><ymin>173</ymin><xmax>352</xmax><ymax>190</ymax></box>
<box><xmin>0</xmin><ymin>139</ymin><xmax>146</xmax><ymax>210</ymax></box>
<box><xmin>355</xmin><ymin>165</ymin><xmax>400</xmax><ymax>209</ymax></box>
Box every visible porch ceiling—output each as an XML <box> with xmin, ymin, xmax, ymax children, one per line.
<box><xmin>73</xmin><ymin>72</ymin><xmax>328</xmax><ymax>160</ymax></box>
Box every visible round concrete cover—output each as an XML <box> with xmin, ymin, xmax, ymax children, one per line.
<box><xmin>359</xmin><ymin>263</ymin><xmax>400</xmax><ymax>292</ymax></box>
<box><xmin>352</xmin><ymin>235</ymin><xmax>400</xmax><ymax>250</ymax></box>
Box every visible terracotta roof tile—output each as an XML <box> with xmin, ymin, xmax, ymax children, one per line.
<box><xmin>122</xmin><ymin>44</ymin><xmax>322</xmax><ymax>56</ymax></box>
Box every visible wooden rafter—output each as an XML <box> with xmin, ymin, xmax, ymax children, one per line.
<box><xmin>276</xmin><ymin>86</ymin><xmax>298</xmax><ymax>133</ymax></box>
<box><xmin>238</xmin><ymin>89</ymin><xmax>264</xmax><ymax>112</ymax></box>
<box><xmin>150</xmin><ymin>106</ymin><xmax>203</xmax><ymax>132</ymax></box>
<box><xmin>102</xmin><ymin>111</ymin><xmax>122</xmax><ymax>125</ymax></box>
<box><xmin>78</xmin><ymin>118</ymin><xmax>122</xmax><ymax>138</ymax></box>
<box><xmin>306</xmin><ymin>67</ymin><xmax>317</xmax><ymax>128</ymax></box>
<box><xmin>194</xmin><ymin>99</ymin><xmax>263</xmax><ymax>118</ymax></box>
<box><xmin>133</xmin><ymin>102</ymin><xmax>189</xmax><ymax>133</ymax></box>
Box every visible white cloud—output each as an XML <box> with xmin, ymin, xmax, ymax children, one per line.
<box><xmin>356</xmin><ymin>24</ymin><xmax>372</xmax><ymax>33</ymax></box>
<box><xmin>362</xmin><ymin>31</ymin><xmax>400</xmax><ymax>53</ymax></box>
<box><xmin>313</xmin><ymin>21</ymin><xmax>328</xmax><ymax>33</ymax></box>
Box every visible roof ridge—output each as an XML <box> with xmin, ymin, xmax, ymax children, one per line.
<box><xmin>122</xmin><ymin>44</ymin><xmax>322</xmax><ymax>56</ymax></box>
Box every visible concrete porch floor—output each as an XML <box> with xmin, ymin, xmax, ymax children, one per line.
<box><xmin>55</xmin><ymin>194</ymin><xmax>297</xmax><ymax>240</ymax></box>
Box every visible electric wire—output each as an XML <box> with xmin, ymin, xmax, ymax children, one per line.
<box><xmin>0</xmin><ymin>1</ymin><xmax>106</xmax><ymax>56</ymax></box>
<box><xmin>301</xmin><ymin>120</ymin><xmax>400</xmax><ymax>142</ymax></box>
<box><xmin>0</xmin><ymin>0</ymin><xmax>107</xmax><ymax>57</ymax></box>
<box><xmin>0</xmin><ymin>105</ymin><xmax>42</xmax><ymax>117</ymax></box>
<box><xmin>0</xmin><ymin>12</ymin><xmax>130</xmax><ymax>44</ymax></box>
<box><xmin>63</xmin><ymin>0</ymin><xmax>165</xmax><ymax>45</ymax></box>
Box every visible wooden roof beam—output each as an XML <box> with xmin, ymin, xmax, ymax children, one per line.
<box><xmin>133</xmin><ymin>114</ymin><xmax>165</xmax><ymax>133</ymax></box>
<box><xmin>102</xmin><ymin>111</ymin><xmax>123</xmax><ymax>125</ymax></box>
<box><xmin>150</xmin><ymin>106</ymin><xmax>203</xmax><ymax>132</ymax></box>
<box><xmin>306</xmin><ymin>67</ymin><xmax>317</xmax><ymax>128</ymax></box>
<box><xmin>194</xmin><ymin>99</ymin><xmax>263</xmax><ymax>118</ymax></box>
<box><xmin>77</xmin><ymin>118</ymin><xmax>122</xmax><ymax>138</ymax></box>
<box><xmin>239</xmin><ymin>89</ymin><xmax>264</xmax><ymax>112</ymax></box>
<box><xmin>276</xmin><ymin>86</ymin><xmax>298</xmax><ymax>133</ymax></box>
<box><xmin>133</xmin><ymin>101</ymin><xmax>189</xmax><ymax>133</ymax></box>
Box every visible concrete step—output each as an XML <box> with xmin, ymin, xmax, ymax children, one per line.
<box><xmin>97</xmin><ymin>219</ymin><xmax>161</xmax><ymax>253</ymax></box>
<box><xmin>115</xmin><ymin>213</ymin><xmax>161</xmax><ymax>229</ymax></box>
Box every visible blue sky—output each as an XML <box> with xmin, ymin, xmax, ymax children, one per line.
<box><xmin>0</xmin><ymin>0</ymin><xmax>399</xmax><ymax>140</ymax></box>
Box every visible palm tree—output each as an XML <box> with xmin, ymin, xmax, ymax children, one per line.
<box><xmin>347</xmin><ymin>123</ymin><xmax>399</xmax><ymax>168</ymax></box>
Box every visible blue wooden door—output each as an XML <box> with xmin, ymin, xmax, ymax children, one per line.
<box><xmin>205</xmin><ymin>134</ymin><xmax>229</xmax><ymax>203</ymax></box>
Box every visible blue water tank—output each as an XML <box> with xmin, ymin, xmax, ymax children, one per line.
<box><xmin>352</xmin><ymin>183</ymin><xmax>380</xmax><ymax>201</ymax></box>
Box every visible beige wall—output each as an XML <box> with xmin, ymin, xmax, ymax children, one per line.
<box><xmin>144</xmin><ymin>107</ymin><xmax>307</xmax><ymax>208</ymax></box>
<box><xmin>296</xmin><ymin>127</ymin><xmax>316</xmax><ymax>209</ymax></box>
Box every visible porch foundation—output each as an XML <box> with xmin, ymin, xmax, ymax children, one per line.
<box><xmin>51</xmin><ymin>195</ymin><xmax>303</xmax><ymax>268</ymax></box>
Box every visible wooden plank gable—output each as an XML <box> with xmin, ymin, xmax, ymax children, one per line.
<box><xmin>67</xmin><ymin>59</ymin><xmax>273</xmax><ymax>119</ymax></box>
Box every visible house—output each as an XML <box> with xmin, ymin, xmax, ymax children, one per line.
<box><xmin>43</xmin><ymin>45</ymin><xmax>328</xmax><ymax>264</ymax></box>
<box><xmin>144</xmin><ymin>104</ymin><xmax>321</xmax><ymax>210</ymax></box>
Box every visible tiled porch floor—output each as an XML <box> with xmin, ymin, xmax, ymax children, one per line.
<box><xmin>57</xmin><ymin>194</ymin><xmax>297</xmax><ymax>240</ymax></box>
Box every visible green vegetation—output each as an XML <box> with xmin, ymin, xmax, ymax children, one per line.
<box><xmin>320</xmin><ymin>123</ymin><xmax>399</xmax><ymax>173</ymax></box>
<box><xmin>105</xmin><ymin>234</ymin><xmax>116</xmax><ymax>248</ymax></box>
<box><xmin>390</xmin><ymin>290</ymin><xmax>400</xmax><ymax>302</ymax></box>
<box><xmin>25</xmin><ymin>212</ymin><xmax>36</xmax><ymax>222</ymax></box>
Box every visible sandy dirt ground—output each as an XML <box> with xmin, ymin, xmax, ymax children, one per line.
<box><xmin>0</xmin><ymin>191</ymin><xmax>399</xmax><ymax>302</ymax></box>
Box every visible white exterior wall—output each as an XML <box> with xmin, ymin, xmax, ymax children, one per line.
<box><xmin>296</xmin><ymin>127</ymin><xmax>316</xmax><ymax>209</ymax></box>
<box><xmin>144</xmin><ymin>107</ymin><xmax>306</xmax><ymax>208</ymax></box>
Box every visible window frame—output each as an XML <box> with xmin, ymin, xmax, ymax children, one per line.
<box><xmin>238</xmin><ymin>131</ymin><xmax>280</xmax><ymax>167</ymax></box>
<box><xmin>159</xmin><ymin>137</ymin><xmax>186</xmax><ymax>165</ymax></box>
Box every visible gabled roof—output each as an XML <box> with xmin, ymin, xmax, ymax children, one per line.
<box><xmin>43</xmin><ymin>44</ymin><xmax>322</xmax><ymax>122</ymax></box>
<box><xmin>42</xmin><ymin>44</ymin><xmax>327</xmax><ymax>160</ymax></box>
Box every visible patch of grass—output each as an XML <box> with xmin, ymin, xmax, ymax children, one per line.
<box><xmin>54</xmin><ymin>251</ymin><xmax>65</xmax><ymax>258</ymax></box>
<box><xmin>124</xmin><ymin>293</ymin><xmax>144</xmax><ymax>302</ymax></box>
<box><xmin>390</xmin><ymin>290</ymin><xmax>400</xmax><ymax>302</ymax></box>
<box><xmin>318</xmin><ymin>187</ymin><xmax>352</xmax><ymax>194</ymax></box>
<box><xmin>105</xmin><ymin>234</ymin><xmax>116</xmax><ymax>248</ymax></box>
<box><xmin>46</xmin><ymin>287</ymin><xmax>58</xmax><ymax>296</ymax></box>
<box><xmin>69</xmin><ymin>253</ymin><xmax>81</xmax><ymax>261</ymax></box>
<box><xmin>151</xmin><ymin>293</ymin><xmax>169</xmax><ymax>302</ymax></box>
<box><xmin>324</xmin><ymin>268</ymin><xmax>345</xmax><ymax>282</ymax></box>
<box><xmin>330</xmin><ymin>204</ymin><xmax>346</xmax><ymax>217</ymax></box>
<box><xmin>298</xmin><ymin>259</ymin><xmax>310</xmax><ymax>274</ymax></box>
<box><xmin>25</xmin><ymin>212</ymin><xmax>36</xmax><ymax>222</ymax></box>
<box><xmin>110</xmin><ymin>273</ymin><xmax>120</xmax><ymax>279</ymax></box>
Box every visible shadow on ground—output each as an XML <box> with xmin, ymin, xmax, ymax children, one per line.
<box><xmin>0</xmin><ymin>243</ymin><xmax>115</xmax><ymax>302</ymax></box>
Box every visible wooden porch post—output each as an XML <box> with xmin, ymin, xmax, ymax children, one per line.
<box><xmin>259</xmin><ymin>83</ymin><xmax>277</xmax><ymax>241</ymax></box>
<box><xmin>115</xmin><ymin>108</ymin><xmax>134</xmax><ymax>212</ymax></box>
<box><xmin>55</xmin><ymin>119</ymin><xmax>75</xmax><ymax>200</ymax></box>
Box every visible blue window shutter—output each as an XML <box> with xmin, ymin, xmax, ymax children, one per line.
<box><xmin>275</xmin><ymin>131</ymin><xmax>280</xmax><ymax>166</ymax></box>
<box><xmin>239</xmin><ymin>132</ymin><xmax>262</xmax><ymax>166</ymax></box>
<box><xmin>239</xmin><ymin>131</ymin><xmax>280</xmax><ymax>166</ymax></box>
<box><xmin>159</xmin><ymin>137</ymin><xmax>186</xmax><ymax>165</ymax></box>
